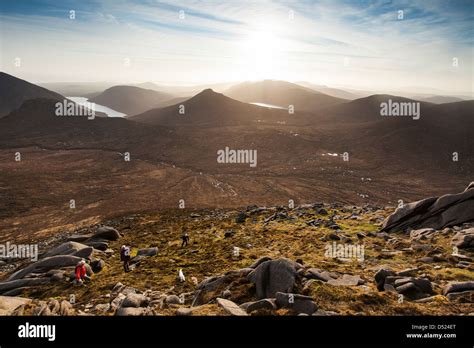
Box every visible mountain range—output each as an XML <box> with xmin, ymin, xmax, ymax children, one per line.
<box><xmin>0</xmin><ymin>71</ymin><xmax>472</xmax><ymax>236</ymax></box>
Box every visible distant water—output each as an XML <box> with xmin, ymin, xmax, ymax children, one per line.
<box><xmin>250</xmin><ymin>102</ymin><xmax>287</xmax><ymax>110</ymax></box>
<box><xmin>67</xmin><ymin>97</ymin><xmax>127</xmax><ymax>118</ymax></box>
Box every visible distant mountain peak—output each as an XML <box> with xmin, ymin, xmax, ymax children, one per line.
<box><xmin>188</xmin><ymin>88</ymin><xmax>229</xmax><ymax>103</ymax></box>
<box><xmin>197</xmin><ymin>88</ymin><xmax>217</xmax><ymax>95</ymax></box>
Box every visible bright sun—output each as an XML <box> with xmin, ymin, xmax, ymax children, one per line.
<box><xmin>240</xmin><ymin>30</ymin><xmax>281</xmax><ymax>80</ymax></box>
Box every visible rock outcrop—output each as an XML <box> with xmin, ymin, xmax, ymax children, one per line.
<box><xmin>382</xmin><ymin>183</ymin><xmax>474</xmax><ymax>232</ymax></box>
<box><xmin>247</xmin><ymin>258</ymin><xmax>298</xmax><ymax>299</ymax></box>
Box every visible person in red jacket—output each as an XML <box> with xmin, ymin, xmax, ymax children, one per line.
<box><xmin>74</xmin><ymin>259</ymin><xmax>90</xmax><ymax>285</ymax></box>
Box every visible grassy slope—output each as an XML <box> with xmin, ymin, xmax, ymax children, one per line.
<box><xmin>11</xmin><ymin>206</ymin><xmax>474</xmax><ymax>315</ymax></box>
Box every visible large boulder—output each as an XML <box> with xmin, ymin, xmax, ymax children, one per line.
<box><xmin>8</xmin><ymin>255</ymin><xmax>84</xmax><ymax>281</ymax></box>
<box><xmin>42</xmin><ymin>242</ymin><xmax>90</xmax><ymax>258</ymax></box>
<box><xmin>249</xmin><ymin>256</ymin><xmax>272</xmax><ymax>269</ymax></box>
<box><xmin>393</xmin><ymin>277</ymin><xmax>434</xmax><ymax>300</ymax></box>
<box><xmin>136</xmin><ymin>248</ymin><xmax>158</xmax><ymax>257</ymax></box>
<box><xmin>71</xmin><ymin>247</ymin><xmax>95</xmax><ymax>259</ymax></box>
<box><xmin>91</xmin><ymin>226</ymin><xmax>121</xmax><ymax>241</ymax></box>
<box><xmin>67</xmin><ymin>234</ymin><xmax>92</xmax><ymax>243</ymax></box>
<box><xmin>374</xmin><ymin>269</ymin><xmax>396</xmax><ymax>291</ymax></box>
<box><xmin>247</xmin><ymin>258</ymin><xmax>297</xmax><ymax>299</ymax></box>
<box><xmin>83</xmin><ymin>241</ymin><xmax>109</xmax><ymax>251</ymax></box>
<box><xmin>443</xmin><ymin>281</ymin><xmax>474</xmax><ymax>295</ymax></box>
<box><xmin>0</xmin><ymin>296</ymin><xmax>31</xmax><ymax>315</ymax></box>
<box><xmin>192</xmin><ymin>268</ymin><xmax>253</xmax><ymax>306</ymax></box>
<box><xmin>0</xmin><ymin>278</ymin><xmax>51</xmax><ymax>293</ymax></box>
<box><xmin>382</xmin><ymin>183</ymin><xmax>474</xmax><ymax>232</ymax></box>
<box><xmin>121</xmin><ymin>293</ymin><xmax>148</xmax><ymax>308</ymax></box>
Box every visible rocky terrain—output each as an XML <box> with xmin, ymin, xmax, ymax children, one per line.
<box><xmin>1</xmin><ymin>184</ymin><xmax>473</xmax><ymax>316</ymax></box>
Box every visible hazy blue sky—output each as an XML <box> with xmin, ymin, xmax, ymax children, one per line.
<box><xmin>1</xmin><ymin>0</ymin><xmax>472</xmax><ymax>94</ymax></box>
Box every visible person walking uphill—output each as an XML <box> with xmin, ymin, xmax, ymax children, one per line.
<box><xmin>120</xmin><ymin>245</ymin><xmax>131</xmax><ymax>272</ymax></box>
<box><xmin>181</xmin><ymin>231</ymin><xmax>189</xmax><ymax>247</ymax></box>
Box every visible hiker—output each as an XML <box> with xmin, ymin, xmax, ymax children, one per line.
<box><xmin>120</xmin><ymin>245</ymin><xmax>131</xmax><ymax>272</ymax></box>
<box><xmin>74</xmin><ymin>259</ymin><xmax>90</xmax><ymax>285</ymax></box>
<box><xmin>181</xmin><ymin>231</ymin><xmax>189</xmax><ymax>247</ymax></box>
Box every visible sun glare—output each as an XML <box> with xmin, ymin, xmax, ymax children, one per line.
<box><xmin>240</xmin><ymin>30</ymin><xmax>282</xmax><ymax>80</ymax></box>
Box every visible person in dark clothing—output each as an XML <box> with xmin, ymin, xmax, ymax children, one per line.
<box><xmin>181</xmin><ymin>232</ymin><xmax>189</xmax><ymax>247</ymax></box>
<box><xmin>120</xmin><ymin>245</ymin><xmax>131</xmax><ymax>272</ymax></box>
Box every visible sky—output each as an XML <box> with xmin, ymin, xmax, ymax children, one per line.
<box><xmin>0</xmin><ymin>0</ymin><xmax>472</xmax><ymax>95</ymax></box>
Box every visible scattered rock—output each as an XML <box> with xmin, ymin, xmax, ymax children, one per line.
<box><xmin>397</xmin><ymin>268</ymin><xmax>419</xmax><ymax>277</ymax></box>
<box><xmin>305</xmin><ymin>268</ymin><xmax>337</xmax><ymax>282</ymax></box>
<box><xmin>446</xmin><ymin>290</ymin><xmax>474</xmax><ymax>303</ymax></box>
<box><xmin>410</xmin><ymin>228</ymin><xmax>436</xmax><ymax>242</ymax></box>
<box><xmin>110</xmin><ymin>293</ymin><xmax>126</xmax><ymax>310</ymax></box>
<box><xmin>313</xmin><ymin>309</ymin><xmax>338</xmax><ymax>316</ymax></box>
<box><xmin>221</xmin><ymin>289</ymin><xmax>231</xmax><ymax>299</ymax></box>
<box><xmin>94</xmin><ymin>303</ymin><xmax>110</xmax><ymax>312</ymax></box>
<box><xmin>235</xmin><ymin>212</ymin><xmax>247</xmax><ymax>223</ymax></box>
<box><xmin>241</xmin><ymin>299</ymin><xmax>276</xmax><ymax>313</ymax></box>
<box><xmin>327</xmin><ymin>274</ymin><xmax>364</xmax><ymax>287</ymax></box>
<box><xmin>165</xmin><ymin>295</ymin><xmax>182</xmax><ymax>305</ymax></box>
<box><xmin>176</xmin><ymin>307</ymin><xmax>193</xmax><ymax>316</ymax></box>
<box><xmin>115</xmin><ymin>307</ymin><xmax>151</xmax><ymax>316</ymax></box>
<box><xmin>452</xmin><ymin>228</ymin><xmax>474</xmax><ymax>249</ymax></box>
<box><xmin>60</xmin><ymin>300</ymin><xmax>74</xmax><ymax>316</ymax></box>
<box><xmin>224</xmin><ymin>230</ymin><xmax>235</xmax><ymax>238</ymax></box>
<box><xmin>275</xmin><ymin>292</ymin><xmax>317</xmax><ymax>315</ymax></box>
<box><xmin>112</xmin><ymin>282</ymin><xmax>124</xmax><ymax>294</ymax></box>
<box><xmin>216</xmin><ymin>298</ymin><xmax>248</xmax><ymax>316</ymax></box>
<box><xmin>90</xmin><ymin>259</ymin><xmax>105</xmax><ymax>273</ymax></box>
<box><xmin>121</xmin><ymin>293</ymin><xmax>148</xmax><ymax>308</ymax></box>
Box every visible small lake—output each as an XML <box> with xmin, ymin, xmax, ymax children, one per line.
<box><xmin>250</xmin><ymin>102</ymin><xmax>287</xmax><ymax>110</ymax></box>
<box><xmin>67</xmin><ymin>97</ymin><xmax>127</xmax><ymax>118</ymax></box>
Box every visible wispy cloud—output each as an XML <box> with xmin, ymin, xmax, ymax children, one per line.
<box><xmin>0</xmin><ymin>0</ymin><xmax>472</xmax><ymax>94</ymax></box>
